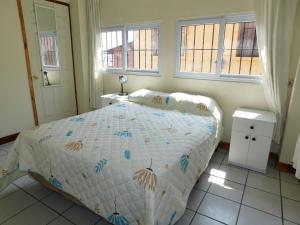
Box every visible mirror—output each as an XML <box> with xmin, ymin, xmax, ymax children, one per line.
<box><xmin>35</xmin><ymin>4</ymin><xmax>61</xmax><ymax>86</ymax></box>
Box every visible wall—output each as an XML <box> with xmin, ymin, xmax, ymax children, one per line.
<box><xmin>70</xmin><ymin>0</ymin><xmax>90</xmax><ymax>113</ymax></box>
<box><xmin>281</xmin><ymin>58</ymin><xmax>300</xmax><ymax>164</ymax></box>
<box><xmin>280</xmin><ymin>2</ymin><xmax>300</xmax><ymax>164</ymax></box>
<box><xmin>100</xmin><ymin>0</ymin><xmax>269</xmax><ymax>143</ymax></box>
<box><xmin>0</xmin><ymin>0</ymin><xmax>35</xmax><ymax>137</ymax></box>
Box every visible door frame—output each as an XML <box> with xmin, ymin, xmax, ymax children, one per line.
<box><xmin>16</xmin><ymin>0</ymin><xmax>79</xmax><ymax>127</ymax></box>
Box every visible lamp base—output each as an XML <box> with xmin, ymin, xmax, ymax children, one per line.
<box><xmin>118</xmin><ymin>92</ymin><xmax>128</xmax><ymax>96</ymax></box>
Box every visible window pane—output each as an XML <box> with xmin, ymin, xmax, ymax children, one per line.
<box><xmin>179</xmin><ymin>24</ymin><xmax>219</xmax><ymax>73</ymax></box>
<box><xmin>127</xmin><ymin>28</ymin><xmax>159</xmax><ymax>71</ymax></box>
<box><xmin>222</xmin><ymin>22</ymin><xmax>261</xmax><ymax>75</ymax></box>
<box><xmin>40</xmin><ymin>32</ymin><xmax>59</xmax><ymax>68</ymax></box>
<box><xmin>101</xmin><ymin>30</ymin><xmax>123</xmax><ymax>69</ymax></box>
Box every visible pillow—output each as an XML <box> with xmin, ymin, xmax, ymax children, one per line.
<box><xmin>128</xmin><ymin>89</ymin><xmax>223</xmax><ymax>121</ymax></box>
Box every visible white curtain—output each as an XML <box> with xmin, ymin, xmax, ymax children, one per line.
<box><xmin>255</xmin><ymin>0</ymin><xmax>297</xmax><ymax>143</ymax></box>
<box><xmin>293</xmin><ymin>134</ymin><xmax>300</xmax><ymax>179</ymax></box>
<box><xmin>87</xmin><ymin>0</ymin><xmax>103</xmax><ymax>108</ymax></box>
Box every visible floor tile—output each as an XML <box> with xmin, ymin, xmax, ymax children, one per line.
<box><xmin>175</xmin><ymin>209</ymin><xmax>194</xmax><ymax>225</ymax></box>
<box><xmin>205</xmin><ymin>162</ymin><xmax>220</xmax><ymax>175</ymax></box>
<box><xmin>0</xmin><ymin>184</ymin><xmax>19</xmax><ymax>200</ymax></box>
<box><xmin>13</xmin><ymin>175</ymin><xmax>35</xmax><ymax>188</ymax></box>
<box><xmin>48</xmin><ymin>216</ymin><xmax>74</xmax><ymax>225</ymax></box>
<box><xmin>63</xmin><ymin>205</ymin><xmax>100</xmax><ymax>225</ymax></box>
<box><xmin>187</xmin><ymin>189</ymin><xmax>205</xmax><ymax>211</ymax></box>
<box><xmin>222</xmin><ymin>154</ymin><xmax>229</xmax><ymax>165</ymax></box>
<box><xmin>208</xmin><ymin>176</ymin><xmax>244</xmax><ymax>202</ymax></box>
<box><xmin>237</xmin><ymin>205</ymin><xmax>282</xmax><ymax>225</ymax></box>
<box><xmin>284</xmin><ymin>220</ymin><xmax>298</xmax><ymax>225</ymax></box>
<box><xmin>0</xmin><ymin>150</ymin><xmax>7</xmax><ymax>164</ymax></box>
<box><xmin>211</xmin><ymin>151</ymin><xmax>226</xmax><ymax>164</ymax></box>
<box><xmin>191</xmin><ymin>213</ymin><xmax>224</xmax><ymax>225</ymax></box>
<box><xmin>42</xmin><ymin>192</ymin><xmax>74</xmax><ymax>213</ymax></box>
<box><xmin>280</xmin><ymin>172</ymin><xmax>300</xmax><ymax>185</ymax></box>
<box><xmin>219</xmin><ymin>164</ymin><xmax>248</xmax><ymax>184</ymax></box>
<box><xmin>282</xmin><ymin>197</ymin><xmax>300</xmax><ymax>224</ymax></box>
<box><xmin>242</xmin><ymin>186</ymin><xmax>281</xmax><ymax>217</ymax></box>
<box><xmin>2</xmin><ymin>202</ymin><xmax>58</xmax><ymax>225</ymax></box>
<box><xmin>247</xmin><ymin>172</ymin><xmax>280</xmax><ymax>195</ymax></box>
<box><xmin>198</xmin><ymin>193</ymin><xmax>239</xmax><ymax>225</ymax></box>
<box><xmin>0</xmin><ymin>190</ymin><xmax>37</xmax><ymax>223</ymax></box>
<box><xmin>23</xmin><ymin>181</ymin><xmax>53</xmax><ymax>199</ymax></box>
<box><xmin>281</xmin><ymin>181</ymin><xmax>300</xmax><ymax>202</ymax></box>
<box><xmin>0</xmin><ymin>142</ymin><xmax>14</xmax><ymax>152</ymax></box>
<box><xmin>195</xmin><ymin>173</ymin><xmax>211</xmax><ymax>191</ymax></box>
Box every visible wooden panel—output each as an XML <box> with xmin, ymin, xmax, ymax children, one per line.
<box><xmin>16</xmin><ymin>0</ymin><xmax>39</xmax><ymax>126</ymax></box>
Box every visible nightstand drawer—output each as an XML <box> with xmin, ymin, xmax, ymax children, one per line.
<box><xmin>232</xmin><ymin>117</ymin><xmax>275</xmax><ymax>138</ymax></box>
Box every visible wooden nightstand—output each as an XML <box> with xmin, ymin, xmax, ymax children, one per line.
<box><xmin>100</xmin><ymin>93</ymin><xmax>128</xmax><ymax>108</ymax></box>
<box><xmin>228</xmin><ymin>108</ymin><xmax>276</xmax><ymax>173</ymax></box>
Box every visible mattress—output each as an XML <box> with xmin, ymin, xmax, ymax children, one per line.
<box><xmin>0</xmin><ymin>98</ymin><xmax>222</xmax><ymax>225</ymax></box>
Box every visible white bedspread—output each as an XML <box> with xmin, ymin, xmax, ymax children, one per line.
<box><xmin>0</xmin><ymin>101</ymin><xmax>222</xmax><ymax>225</ymax></box>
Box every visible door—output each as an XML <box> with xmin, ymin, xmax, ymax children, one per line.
<box><xmin>228</xmin><ymin>131</ymin><xmax>250</xmax><ymax>166</ymax></box>
<box><xmin>246</xmin><ymin>136</ymin><xmax>272</xmax><ymax>172</ymax></box>
<box><xmin>22</xmin><ymin>0</ymin><xmax>77</xmax><ymax>124</ymax></box>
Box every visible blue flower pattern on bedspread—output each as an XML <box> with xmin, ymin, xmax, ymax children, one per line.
<box><xmin>49</xmin><ymin>176</ymin><xmax>63</xmax><ymax>189</ymax></box>
<box><xmin>114</xmin><ymin>131</ymin><xmax>132</xmax><ymax>138</ymax></box>
<box><xmin>95</xmin><ymin>159</ymin><xmax>108</xmax><ymax>173</ymax></box>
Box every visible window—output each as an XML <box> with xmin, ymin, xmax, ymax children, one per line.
<box><xmin>176</xmin><ymin>14</ymin><xmax>261</xmax><ymax>81</ymax></box>
<box><xmin>101</xmin><ymin>29</ymin><xmax>123</xmax><ymax>70</ymax></box>
<box><xmin>101</xmin><ymin>24</ymin><xmax>160</xmax><ymax>75</ymax></box>
<box><xmin>39</xmin><ymin>32</ymin><xmax>59</xmax><ymax>68</ymax></box>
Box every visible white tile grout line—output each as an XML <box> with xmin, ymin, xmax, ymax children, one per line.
<box><xmin>187</xmin><ymin>154</ymin><xmax>227</xmax><ymax>225</ymax></box>
<box><xmin>279</xmin><ymin>172</ymin><xmax>284</xmax><ymax>225</ymax></box>
<box><xmin>235</xmin><ymin>169</ymin><xmax>249</xmax><ymax>225</ymax></box>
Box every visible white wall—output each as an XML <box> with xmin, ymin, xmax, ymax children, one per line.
<box><xmin>281</xmin><ymin>58</ymin><xmax>300</xmax><ymax>164</ymax></box>
<box><xmin>280</xmin><ymin>3</ymin><xmax>300</xmax><ymax>164</ymax></box>
<box><xmin>70</xmin><ymin>0</ymin><xmax>91</xmax><ymax>113</ymax></box>
<box><xmin>0</xmin><ymin>0</ymin><xmax>35</xmax><ymax>137</ymax></box>
<box><xmin>100</xmin><ymin>0</ymin><xmax>269</xmax><ymax>142</ymax></box>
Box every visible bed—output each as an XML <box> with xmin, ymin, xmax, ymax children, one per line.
<box><xmin>0</xmin><ymin>89</ymin><xmax>223</xmax><ymax>225</ymax></box>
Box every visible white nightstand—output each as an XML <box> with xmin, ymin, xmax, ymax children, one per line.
<box><xmin>101</xmin><ymin>93</ymin><xmax>129</xmax><ymax>108</ymax></box>
<box><xmin>228</xmin><ymin>108</ymin><xmax>276</xmax><ymax>173</ymax></box>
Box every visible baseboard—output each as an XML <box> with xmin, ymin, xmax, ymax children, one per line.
<box><xmin>276</xmin><ymin>162</ymin><xmax>295</xmax><ymax>173</ymax></box>
<box><xmin>0</xmin><ymin>133</ymin><xmax>19</xmax><ymax>145</ymax></box>
<box><xmin>219</xmin><ymin>141</ymin><xmax>230</xmax><ymax>150</ymax></box>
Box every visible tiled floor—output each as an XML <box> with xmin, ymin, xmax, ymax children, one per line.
<box><xmin>1</xmin><ymin>143</ymin><xmax>300</xmax><ymax>225</ymax></box>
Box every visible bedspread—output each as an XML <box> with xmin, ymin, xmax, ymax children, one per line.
<box><xmin>0</xmin><ymin>101</ymin><xmax>222</xmax><ymax>225</ymax></box>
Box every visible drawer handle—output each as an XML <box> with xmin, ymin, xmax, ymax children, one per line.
<box><xmin>252</xmin><ymin>137</ymin><xmax>256</xmax><ymax>141</ymax></box>
<box><xmin>245</xmin><ymin>136</ymin><xmax>249</xmax><ymax>140</ymax></box>
<box><xmin>250</xmin><ymin>126</ymin><xmax>254</xmax><ymax>129</ymax></box>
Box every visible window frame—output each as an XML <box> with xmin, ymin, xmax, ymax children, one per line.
<box><xmin>101</xmin><ymin>22</ymin><xmax>161</xmax><ymax>76</ymax></box>
<box><xmin>175</xmin><ymin>14</ymin><xmax>262</xmax><ymax>83</ymax></box>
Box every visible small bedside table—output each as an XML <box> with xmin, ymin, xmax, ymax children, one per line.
<box><xmin>101</xmin><ymin>93</ymin><xmax>128</xmax><ymax>108</ymax></box>
<box><xmin>228</xmin><ymin>108</ymin><xmax>276</xmax><ymax>173</ymax></box>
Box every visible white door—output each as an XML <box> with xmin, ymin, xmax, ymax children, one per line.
<box><xmin>22</xmin><ymin>0</ymin><xmax>77</xmax><ymax>124</ymax></box>
<box><xmin>228</xmin><ymin>131</ymin><xmax>250</xmax><ymax>166</ymax></box>
<box><xmin>246</xmin><ymin>136</ymin><xmax>272</xmax><ymax>172</ymax></box>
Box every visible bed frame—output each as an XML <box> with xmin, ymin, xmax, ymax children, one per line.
<box><xmin>29</xmin><ymin>171</ymin><xmax>83</xmax><ymax>206</ymax></box>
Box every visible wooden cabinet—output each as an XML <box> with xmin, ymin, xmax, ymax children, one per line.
<box><xmin>229</xmin><ymin>108</ymin><xmax>276</xmax><ymax>173</ymax></box>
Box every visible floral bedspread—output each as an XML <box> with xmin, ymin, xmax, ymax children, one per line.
<box><xmin>0</xmin><ymin>101</ymin><xmax>222</xmax><ymax>225</ymax></box>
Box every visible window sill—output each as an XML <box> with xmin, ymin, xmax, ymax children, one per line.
<box><xmin>174</xmin><ymin>73</ymin><xmax>262</xmax><ymax>84</ymax></box>
<box><xmin>104</xmin><ymin>70</ymin><xmax>161</xmax><ymax>77</ymax></box>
